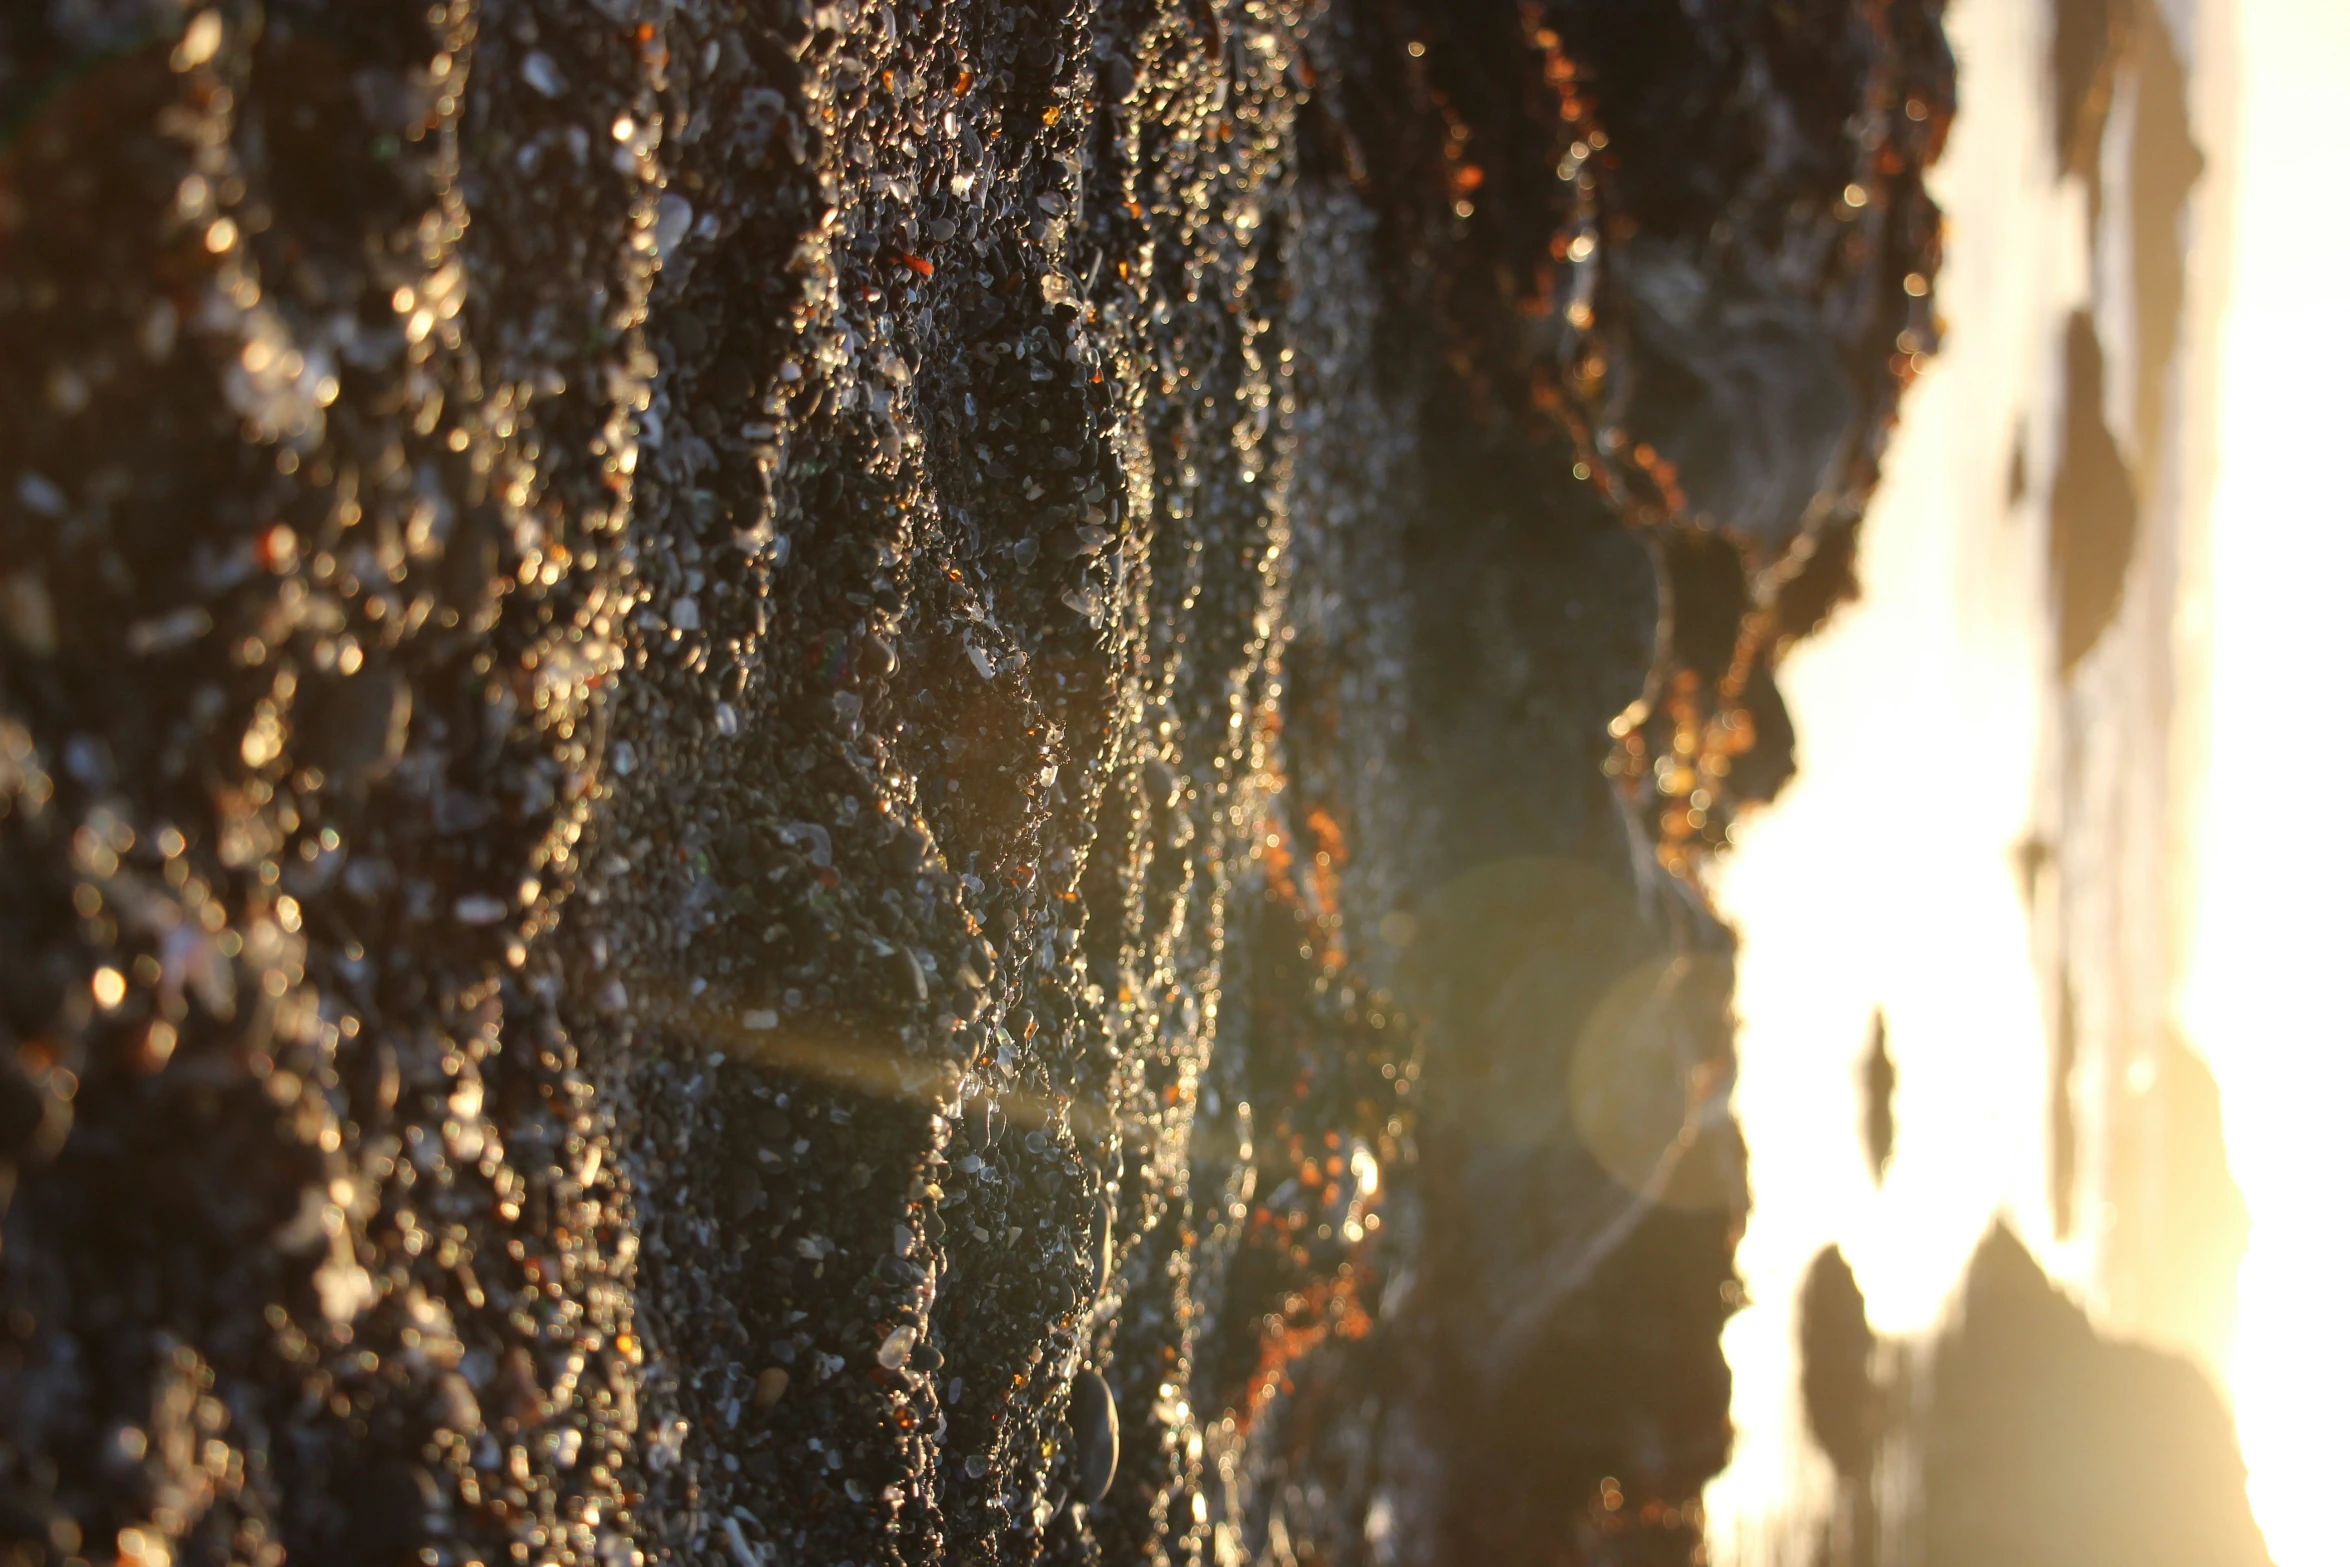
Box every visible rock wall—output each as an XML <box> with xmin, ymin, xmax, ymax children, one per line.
<box><xmin>0</xmin><ymin>2</ymin><xmax>1948</xmax><ymax>1565</ymax></box>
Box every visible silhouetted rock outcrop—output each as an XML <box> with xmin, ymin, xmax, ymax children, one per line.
<box><xmin>2126</xmin><ymin>2</ymin><xmax>2205</xmax><ymax>465</ymax></box>
<box><xmin>2050</xmin><ymin>0</ymin><xmax>2127</xmax><ymax>174</ymax></box>
<box><xmin>1860</xmin><ymin>1010</ymin><xmax>1895</xmax><ymax>1187</ymax></box>
<box><xmin>1800</xmin><ymin>1245</ymin><xmax>1878</xmax><ymax>1481</ymax></box>
<box><xmin>1917</xmin><ymin>1224</ymin><xmax>2271</xmax><ymax>1567</ymax></box>
<box><xmin>2049</xmin><ymin>313</ymin><xmax>2138</xmax><ymax>672</ymax></box>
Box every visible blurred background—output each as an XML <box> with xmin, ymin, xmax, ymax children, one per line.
<box><xmin>1702</xmin><ymin>0</ymin><xmax>2350</xmax><ymax>1560</ymax></box>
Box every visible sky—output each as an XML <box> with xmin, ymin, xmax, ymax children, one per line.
<box><xmin>2182</xmin><ymin>0</ymin><xmax>2350</xmax><ymax>1558</ymax></box>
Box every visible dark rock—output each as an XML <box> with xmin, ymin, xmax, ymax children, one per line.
<box><xmin>1621</xmin><ymin>242</ymin><xmax>1858</xmax><ymax>550</ymax></box>
<box><xmin>343</xmin><ymin>1461</ymin><xmax>443</xmax><ymax>1561</ymax></box>
<box><xmin>313</xmin><ymin>665</ymin><xmax>412</xmax><ymax>782</ymax></box>
<box><xmin>0</xmin><ymin>4</ymin><xmax>1956</xmax><ymax>1566</ymax></box>
<box><xmin>0</xmin><ymin>1488</ymin><xmax>81</xmax><ymax>1558</ymax></box>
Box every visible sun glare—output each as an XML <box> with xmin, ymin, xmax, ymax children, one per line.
<box><xmin>2181</xmin><ymin>2</ymin><xmax>2350</xmax><ymax>1560</ymax></box>
<box><xmin>1706</xmin><ymin>0</ymin><xmax>2063</xmax><ymax>1545</ymax></box>
<box><xmin>1711</xmin><ymin>1</ymin><xmax>2350</xmax><ymax>1559</ymax></box>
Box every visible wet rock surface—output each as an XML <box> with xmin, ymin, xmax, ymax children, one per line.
<box><xmin>0</xmin><ymin>3</ymin><xmax>1947</xmax><ymax>1565</ymax></box>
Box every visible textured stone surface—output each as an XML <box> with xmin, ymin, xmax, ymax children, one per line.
<box><xmin>0</xmin><ymin>2</ymin><xmax>1947</xmax><ymax>1564</ymax></box>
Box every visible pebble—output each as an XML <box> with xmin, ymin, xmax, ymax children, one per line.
<box><xmin>433</xmin><ymin>1373</ymin><xmax>480</xmax><ymax>1434</ymax></box>
<box><xmin>0</xmin><ymin>570</ymin><xmax>57</xmax><ymax>657</ymax></box>
<box><xmin>125</xmin><ymin>606</ymin><xmax>211</xmax><ymax>654</ymax></box>
<box><xmin>521</xmin><ymin>50</ymin><xmax>567</xmax><ymax>97</ymax></box>
<box><xmin>778</xmin><ymin>822</ymin><xmax>832</xmax><ymax>867</ymax></box>
<box><xmin>317</xmin><ymin>666</ymin><xmax>412</xmax><ymax>780</ymax></box>
<box><xmin>15</xmin><ymin>473</ymin><xmax>65</xmax><ymax>515</ymax></box>
<box><xmin>1070</xmin><ymin>1368</ymin><xmax>1120</xmax><ymax>1506</ymax></box>
<box><xmin>656</xmin><ymin>194</ymin><xmax>695</xmax><ymax>260</ymax></box>
<box><xmin>1091</xmin><ymin>1195</ymin><xmax>1115</xmax><ymax>1296</ymax></box>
